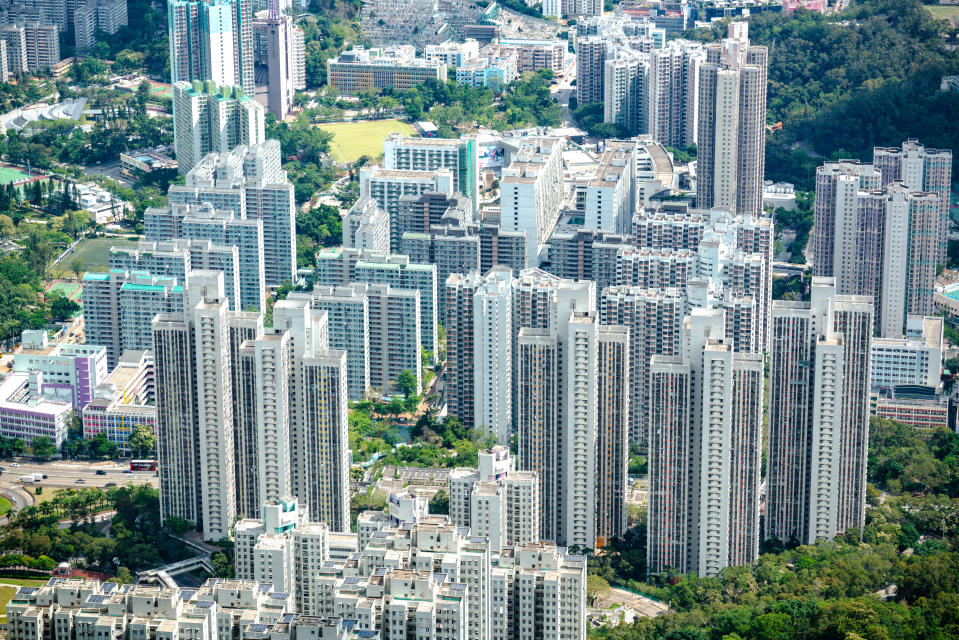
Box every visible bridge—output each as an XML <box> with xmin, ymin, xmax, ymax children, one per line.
<box><xmin>772</xmin><ymin>261</ymin><xmax>811</xmax><ymax>277</ymax></box>
<box><xmin>137</xmin><ymin>555</ymin><xmax>214</xmax><ymax>587</ymax></box>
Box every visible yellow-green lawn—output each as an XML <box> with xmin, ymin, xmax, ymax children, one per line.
<box><xmin>317</xmin><ymin>119</ymin><xmax>416</xmax><ymax>163</ymax></box>
<box><xmin>925</xmin><ymin>4</ymin><xmax>959</xmax><ymax>21</ymax></box>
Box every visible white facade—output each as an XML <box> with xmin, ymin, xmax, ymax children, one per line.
<box><xmin>472</xmin><ymin>268</ymin><xmax>513</xmax><ymax>443</ymax></box>
<box><xmin>767</xmin><ymin>278</ymin><xmax>873</xmax><ymax>546</ymax></box>
<box><xmin>449</xmin><ymin>446</ymin><xmax>540</xmax><ymax>552</ymax></box>
<box><xmin>696</xmin><ymin>23</ymin><xmax>768</xmax><ymax>215</ymax></box>
<box><xmin>871</xmin><ymin>316</ymin><xmax>943</xmax><ymax>389</ymax></box>
<box><xmin>172</xmin><ymin>80</ymin><xmax>265</xmax><ymax>175</ymax></box>
<box><xmin>647</xmin><ymin>309</ymin><xmax>763</xmax><ymax>576</ymax></box>
<box><xmin>499</xmin><ymin>138</ymin><xmax>565</xmax><ymax>265</ymax></box>
<box><xmin>584</xmin><ymin>140</ymin><xmax>636</xmax><ymax>234</ymax></box>
<box><xmin>168</xmin><ymin>140</ymin><xmax>297</xmax><ymax>288</ymax></box>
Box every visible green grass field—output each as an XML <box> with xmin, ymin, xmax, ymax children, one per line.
<box><xmin>0</xmin><ymin>496</ymin><xmax>11</xmax><ymax>516</ymax></box>
<box><xmin>0</xmin><ymin>166</ymin><xmax>31</xmax><ymax>185</ymax></box>
<box><xmin>925</xmin><ymin>4</ymin><xmax>959</xmax><ymax>21</ymax></box>
<box><xmin>51</xmin><ymin>237</ymin><xmax>140</xmax><ymax>277</ymax></box>
<box><xmin>317</xmin><ymin>119</ymin><xmax>416</xmax><ymax>163</ymax></box>
<box><xmin>0</xmin><ymin>577</ymin><xmax>49</xmax><ymax>587</ymax></box>
<box><xmin>0</xmin><ymin>585</ymin><xmax>17</xmax><ymax>622</ymax></box>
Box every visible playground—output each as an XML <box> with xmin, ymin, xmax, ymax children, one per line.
<box><xmin>0</xmin><ymin>165</ymin><xmax>36</xmax><ymax>186</ymax></box>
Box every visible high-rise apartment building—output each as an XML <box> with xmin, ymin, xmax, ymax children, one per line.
<box><xmin>499</xmin><ymin>137</ymin><xmax>566</xmax><ymax>265</ymax></box>
<box><xmin>314</xmin><ymin>249</ymin><xmax>438</xmax><ymax>356</ymax></box>
<box><xmin>342</xmin><ymin>197</ymin><xmax>389</xmax><ymax>254</ymax></box>
<box><xmin>449</xmin><ymin>446</ymin><xmax>540</xmax><ymax>552</ymax></box>
<box><xmin>234</xmin><ymin>497</ymin><xmax>330</xmax><ymax>614</ymax></box>
<box><xmin>272</xmin><ymin>299</ymin><xmax>350</xmax><ymax>532</ymax></box>
<box><xmin>155</xmin><ymin>275</ymin><xmax>349</xmax><ymax>537</ymax></box>
<box><xmin>874</xmin><ymin>139</ymin><xmax>953</xmax><ymax>263</ymax></box>
<box><xmin>871</xmin><ymin>315</ymin><xmax>943</xmax><ymax>390</ymax></box>
<box><xmin>575</xmin><ymin>36</ymin><xmax>606</xmax><ymax>106</ymax></box>
<box><xmin>647</xmin><ymin>309</ymin><xmax>763</xmax><ymax>576</ymax></box>
<box><xmin>4</xmin><ymin>22</ymin><xmax>59</xmax><ymax>71</ymax></box>
<box><xmin>84</xmin><ymin>270</ymin><xmax>184</xmax><ymax>369</ymax></box>
<box><xmin>767</xmin><ymin>278</ymin><xmax>873</xmax><ymax>546</ymax></box>
<box><xmin>360</xmin><ymin>165</ymin><xmax>455</xmax><ymax>244</ymax></box>
<box><xmin>515</xmin><ymin>326</ymin><xmax>559</xmax><ymax>542</ymax></box>
<box><xmin>603</xmin><ymin>48</ymin><xmax>649</xmax><ymax>137</ymax></box>
<box><xmin>382</xmin><ymin>133</ymin><xmax>479</xmax><ymax>216</ymax></box>
<box><xmin>252</xmin><ymin>7</ymin><xmax>296</xmax><ymax>119</ymax></box>
<box><xmin>302</xmin><ymin>285</ymin><xmax>370</xmax><ymax>400</ymax></box>
<box><xmin>172</xmin><ymin>80</ymin><xmax>265</xmax><ymax>175</ymax></box>
<box><xmin>813</xmin><ymin>156</ymin><xmax>944</xmax><ymax>337</ymax></box>
<box><xmin>234</xmin><ymin>331</ymin><xmax>291</xmax><ymax>519</ymax></box>
<box><xmin>472</xmin><ymin>267</ymin><xmax>513</xmax><ymax>443</ymax></box>
<box><xmin>168</xmin><ymin>0</ymin><xmax>253</xmax><ymax>94</ymax></box>
<box><xmin>73</xmin><ymin>0</ymin><xmax>127</xmax><ymax>51</ymax></box>
<box><xmin>599</xmin><ymin>286</ymin><xmax>684</xmax><ymax>443</ymax></box>
<box><xmin>168</xmin><ymin>140</ymin><xmax>296</xmax><ymax>287</ymax></box>
<box><xmin>583</xmin><ymin>140</ymin><xmax>636</xmax><ymax>234</ymax></box>
<box><xmin>153</xmin><ymin>271</ymin><xmax>236</xmax><ymax>541</ymax></box>
<box><xmin>510</xmin><ymin>271</ymin><xmax>631</xmax><ymax>549</ymax></box>
<box><xmin>648</xmin><ymin>39</ymin><xmax>704</xmax><ymax>148</ymax></box>
<box><xmin>696</xmin><ymin>22</ymin><xmax>767</xmax><ymax>214</ymax></box>
<box><xmin>812</xmin><ymin>160</ymin><xmax>882</xmax><ymax>281</ymax></box>
<box><xmin>0</xmin><ymin>26</ymin><xmax>25</xmax><ymax>73</ymax></box>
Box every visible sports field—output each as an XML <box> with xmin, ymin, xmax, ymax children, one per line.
<box><xmin>51</xmin><ymin>237</ymin><xmax>140</xmax><ymax>277</ymax></box>
<box><xmin>925</xmin><ymin>4</ymin><xmax>959</xmax><ymax>21</ymax></box>
<box><xmin>0</xmin><ymin>166</ymin><xmax>32</xmax><ymax>185</ymax></box>
<box><xmin>45</xmin><ymin>281</ymin><xmax>83</xmax><ymax>302</ymax></box>
<box><xmin>317</xmin><ymin>119</ymin><xmax>416</xmax><ymax>163</ymax></box>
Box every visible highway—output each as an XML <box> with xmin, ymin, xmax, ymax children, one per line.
<box><xmin>0</xmin><ymin>459</ymin><xmax>159</xmax><ymax>501</ymax></box>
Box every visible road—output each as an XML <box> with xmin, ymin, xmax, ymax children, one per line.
<box><xmin>0</xmin><ymin>459</ymin><xmax>159</xmax><ymax>493</ymax></box>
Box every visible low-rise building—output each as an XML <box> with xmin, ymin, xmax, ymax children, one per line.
<box><xmin>0</xmin><ymin>371</ymin><xmax>71</xmax><ymax>445</ymax></box>
<box><xmin>871</xmin><ymin>316</ymin><xmax>943</xmax><ymax>390</ymax></box>
<box><xmin>13</xmin><ymin>329</ymin><xmax>108</xmax><ymax>410</ymax></box>
<box><xmin>448</xmin><ymin>446</ymin><xmax>540</xmax><ymax>552</ymax></box>
<box><xmin>327</xmin><ymin>46</ymin><xmax>447</xmax><ymax>94</ymax></box>
<box><xmin>81</xmin><ymin>350</ymin><xmax>155</xmax><ymax>451</ymax></box>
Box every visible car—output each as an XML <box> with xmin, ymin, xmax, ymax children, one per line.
<box><xmin>10</xmin><ymin>463</ymin><xmax>19</xmax><ymax>467</ymax></box>
<box><xmin>105</xmin><ymin>482</ymin><xmax>116</xmax><ymax>488</ymax></box>
<box><xmin>0</xmin><ymin>466</ymin><xmax>5</xmax><ymax>471</ymax></box>
<box><xmin>75</xmin><ymin>478</ymin><xmax>85</xmax><ymax>483</ymax></box>
<box><xmin>122</xmin><ymin>470</ymin><xmax>132</xmax><ymax>474</ymax></box>
<box><xmin>95</xmin><ymin>470</ymin><xmax>107</xmax><ymax>476</ymax></box>
<box><xmin>41</xmin><ymin>474</ymin><xmax>47</xmax><ymax>479</ymax></box>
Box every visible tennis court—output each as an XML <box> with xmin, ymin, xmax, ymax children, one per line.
<box><xmin>0</xmin><ymin>166</ymin><xmax>32</xmax><ymax>185</ymax></box>
<box><xmin>45</xmin><ymin>281</ymin><xmax>82</xmax><ymax>301</ymax></box>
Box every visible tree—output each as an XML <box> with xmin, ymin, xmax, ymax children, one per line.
<box><xmin>50</xmin><ymin>294</ymin><xmax>81</xmax><ymax>321</ymax></box>
<box><xmin>396</xmin><ymin>369</ymin><xmax>418</xmax><ymax>399</ymax></box>
<box><xmin>128</xmin><ymin>424</ymin><xmax>156</xmax><ymax>458</ymax></box>
<box><xmin>164</xmin><ymin>517</ymin><xmax>192</xmax><ymax>534</ymax></box>
<box><xmin>70</xmin><ymin>258</ymin><xmax>83</xmax><ymax>280</ymax></box>
<box><xmin>0</xmin><ymin>214</ymin><xmax>15</xmax><ymax>238</ymax></box>
<box><xmin>586</xmin><ymin>575</ymin><xmax>610</xmax><ymax>605</ymax></box>
<box><xmin>428</xmin><ymin>489</ymin><xmax>449</xmax><ymax>515</ymax></box>
<box><xmin>135</xmin><ymin>80</ymin><xmax>150</xmax><ymax>116</ymax></box>
<box><xmin>31</xmin><ymin>436</ymin><xmax>56</xmax><ymax>460</ymax></box>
